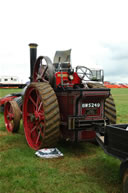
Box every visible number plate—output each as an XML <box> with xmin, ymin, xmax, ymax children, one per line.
<box><xmin>82</xmin><ymin>103</ymin><xmax>100</xmax><ymax>108</ymax></box>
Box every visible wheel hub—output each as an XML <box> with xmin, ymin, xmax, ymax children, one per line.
<box><xmin>34</xmin><ymin>111</ymin><xmax>40</xmax><ymax>121</ymax></box>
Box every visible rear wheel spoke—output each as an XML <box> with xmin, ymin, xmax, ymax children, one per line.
<box><xmin>39</xmin><ymin>122</ymin><xmax>44</xmax><ymax>136</ymax></box>
<box><xmin>30</xmin><ymin>125</ymin><xmax>37</xmax><ymax>133</ymax></box>
<box><xmin>29</xmin><ymin>96</ymin><xmax>37</xmax><ymax>107</ymax></box>
<box><xmin>38</xmin><ymin>101</ymin><xmax>43</xmax><ymax>112</ymax></box>
<box><xmin>36</xmin><ymin>131</ymin><xmax>41</xmax><ymax>144</ymax></box>
<box><xmin>36</xmin><ymin>90</ymin><xmax>41</xmax><ymax>110</ymax></box>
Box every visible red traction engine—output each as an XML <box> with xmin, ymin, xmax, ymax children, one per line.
<box><xmin>2</xmin><ymin>44</ymin><xmax>111</xmax><ymax>150</ymax></box>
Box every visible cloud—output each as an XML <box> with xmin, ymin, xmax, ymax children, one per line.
<box><xmin>103</xmin><ymin>42</ymin><xmax>128</xmax><ymax>60</ymax></box>
<box><xmin>99</xmin><ymin>42</ymin><xmax>128</xmax><ymax>83</ymax></box>
<box><xmin>0</xmin><ymin>0</ymin><xmax>128</xmax><ymax>84</ymax></box>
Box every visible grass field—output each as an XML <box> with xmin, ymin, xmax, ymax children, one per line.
<box><xmin>0</xmin><ymin>88</ymin><xmax>128</xmax><ymax>193</ymax></box>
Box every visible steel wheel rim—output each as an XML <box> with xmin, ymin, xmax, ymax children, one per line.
<box><xmin>4</xmin><ymin>102</ymin><xmax>14</xmax><ymax>132</ymax></box>
<box><xmin>23</xmin><ymin>86</ymin><xmax>45</xmax><ymax>150</ymax></box>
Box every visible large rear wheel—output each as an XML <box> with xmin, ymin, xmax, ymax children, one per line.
<box><xmin>87</xmin><ymin>83</ymin><xmax>116</xmax><ymax>124</ymax></box>
<box><xmin>23</xmin><ymin>82</ymin><xmax>60</xmax><ymax>150</ymax></box>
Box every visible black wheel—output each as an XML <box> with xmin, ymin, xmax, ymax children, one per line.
<box><xmin>123</xmin><ymin>169</ymin><xmax>128</xmax><ymax>193</ymax></box>
<box><xmin>120</xmin><ymin>161</ymin><xmax>128</xmax><ymax>193</ymax></box>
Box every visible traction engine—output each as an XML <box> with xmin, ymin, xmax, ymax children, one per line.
<box><xmin>2</xmin><ymin>44</ymin><xmax>116</xmax><ymax>150</ymax></box>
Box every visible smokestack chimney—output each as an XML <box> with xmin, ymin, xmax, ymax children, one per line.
<box><xmin>29</xmin><ymin>43</ymin><xmax>38</xmax><ymax>82</ymax></box>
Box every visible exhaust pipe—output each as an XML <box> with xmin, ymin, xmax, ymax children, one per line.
<box><xmin>29</xmin><ymin>43</ymin><xmax>38</xmax><ymax>82</ymax></box>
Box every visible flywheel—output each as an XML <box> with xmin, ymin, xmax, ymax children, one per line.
<box><xmin>87</xmin><ymin>83</ymin><xmax>116</xmax><ymax>124</ymax></box>
<box><xmin>23</xmin><ymin>82</ymin><xmax>60</xmax><ymax>150</ymax></box>
<box><xmin>33</xmin><ymin>56</ymin><xmax>55</xmax><ymax>86</ymax></box>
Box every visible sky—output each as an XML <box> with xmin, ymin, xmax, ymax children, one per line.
<box><xmin>0</xmin><ymin>0</ymin><xmax>128</xmax><ymax>83</ymax></box>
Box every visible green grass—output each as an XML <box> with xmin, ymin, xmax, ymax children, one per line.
<box><xmin>111</xmin><ymin>88</ymin><xmax>128</xmax><ymax>123</ymax></box>
<box><xmin>0</xmin><ymin>88</ymin><xmax>22</xmax><ymax>98</ymax></box>
<box><xmin>0</xmin><ymin>88</ymin><xmax>128</xmax><ymax>193</ymax></box>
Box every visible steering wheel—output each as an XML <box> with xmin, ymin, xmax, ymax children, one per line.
<box><xmin>33</xmin><ymin>56</ymin><xmax>55</xmax><ymax>86</ymax></box>
<box><xmin>76</xmin><ymin>66</ymin><xmax>93</xmax><ymax>81</ymax></box>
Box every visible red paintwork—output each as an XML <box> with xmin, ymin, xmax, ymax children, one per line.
<box><xmin>23</xmin><ymin>85</ymin><xmax>44</xmax><ymax>150</ymax></box>
<box><xmin>55</xmin><ymin>72</ymin><xmax>81</xmax><ymax>87</ymax></box>
<box><xmin>4</xmin><ymin>102</ymin><xmax>14</xmax><ymax>132</ymax></box>
<box><xmin>56</xmin><ymin>89</ymin><xmax>109</xmax><ymax>142</ymax></box>
<box><xmin>80</xmin><ymin>130</ymin><xmax>96</xmax><ymax>140</ymax></box>
<box><xmin>0</xmin><ymin>96</ymin><xmax>17</xmax><ymax>106</ymax></box>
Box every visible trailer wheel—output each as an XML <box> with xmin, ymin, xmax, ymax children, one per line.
<box><xmin>120</xmin><ymin>161</ymin><xmax>128</xmax><ymax>193</ymax></box>
<box><xmin>23</xmin><ymin>82</ymin><xmax>60</xmax><ymax>150</ymax></box>
<box><xmin>123</xmin><ymin>169</ymin><xmax>128</xmax><ymax>193</ymax></box>
<box><xmin>87</xmin><ymin>83</ymin><xmax>116</xmax><ymax>124</ymax></box>
<box><xmin>4</xmin><ymin>101</ymin><xmax>21</xmax><ymax>132</ymax></box>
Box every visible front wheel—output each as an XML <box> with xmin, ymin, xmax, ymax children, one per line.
<box><xmin>4</xmin><ymin>100</ymin><xmax>21</xmax><ymax>132</ymax></box>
